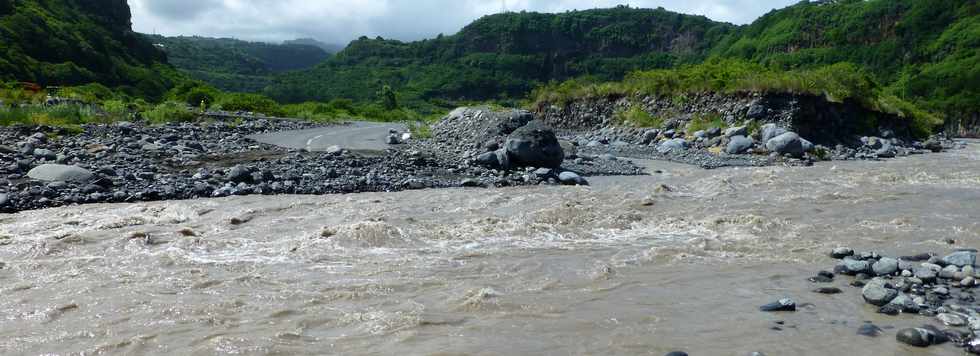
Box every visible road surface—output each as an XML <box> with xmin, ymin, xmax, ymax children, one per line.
<box><xmin>248</xmin><ymin>121</ymin><xmax>408</xmax><ymax>153</ymax></box>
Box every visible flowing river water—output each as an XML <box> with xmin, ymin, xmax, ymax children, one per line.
<box><xmin>1</xmin><ymin>141</ymin><xmax>978</xmax><ymax>355</ymax></box>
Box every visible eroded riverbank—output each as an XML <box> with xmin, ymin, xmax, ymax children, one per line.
<box><xmin>0</xmin><ymin>141</ymin><xmax>977</xmax><ymax>355</ymax></box>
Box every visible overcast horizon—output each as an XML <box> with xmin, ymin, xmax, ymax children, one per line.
<box><xmin>129</xmin><ymin>0</ymin><xmax>800</xmax><ymax>45</ymax></box>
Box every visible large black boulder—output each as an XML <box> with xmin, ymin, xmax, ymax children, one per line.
<box><xmin>504</xmin><ymin>121</ymin><xmax>564</xmax><ymax>169</ymax></box>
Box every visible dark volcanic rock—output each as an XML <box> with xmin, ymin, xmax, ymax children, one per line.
<box><xmin>504</xmin><ymin>121</ymin><xmax>564</xmax><ymax>169</ymax></box>
<box><xmin>759</xmin><ymin>298</ymin><xmax>796</xmax><ymax>312</ymax></box>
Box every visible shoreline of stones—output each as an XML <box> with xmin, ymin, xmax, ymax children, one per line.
<box><xmin>0</xmin><ymin>116</ymin><xmax>642</xmax><ymax>213</ymax></box>
<box><xmin>755</xmin><ymin>248</ymin><xmax>980</xmax><ymax>354</ymax></box>
<box><xmin>559</xmin><ymin>123</ymin><xmax>962</xmax><ymax>169</ymax></box>
<box><xmin>830</xmin><ymin>248</ymin><xmax>980</xmax><ymax>353</ymax></box>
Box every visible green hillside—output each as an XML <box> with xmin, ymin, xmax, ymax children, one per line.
<box><xmin>712</xmin><ymin>0</ymin><xmax>979</xmax><ymax>124</ymax></box>
<box><xmin>145</xmin><ymin>35</ymin><xmax>332</xmax><ymax>92</ymax></box>
<box><xmin>0</xmin><ymin>0</ymin><xmax>179</xmax><ymax>100</ymax></box>
<box><xmin>265</xmin><ymin>6</ymin><xmax>735</xmax><ymax>113</ymax></box>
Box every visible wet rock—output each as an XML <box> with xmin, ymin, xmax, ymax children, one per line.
<box><xmin>27</xmin><ymin>164</ymin><xmax>95</xmax><ymax>183</ymax></box>
<box><xmin>839</xmin><ymin>259</ymin><xmax>871</xmax><ymax>275</ymax></box>
<box><xmin>872</xmin><ymin>257</ymin><xmax>899</xmax><ymax>276</ymax></box>
<box><xmin>944</xmin><ymin>250</ymin><xmax>977</xmax><ymax>268</ymax></box>
<box><xmin>558</xmin><ymin>171</ymin><xmax>588</xmax><ymax>186</ymax></box>
<box><xmin>813</xmin><ymin>287</ymin><xmax>842</xmax><ymax>294</ymax></box>
<box><xmin>938</xmin><ymin>313</ymin><xmax>967</xmax><ymax>327</ymax></box>
<box><xmin>940</xmin><ymin>265</ymin><xmax>959</xmax><ymax>279</ymax></box>
<box><xmin>896</xmin><ymin>328</ymin><xmax>942</xmax><ymax>347</ymax></box>
<box><xmin>726</xmin><ymin>135</ymin><xmax>754</xmax><ymax>154</ymax></box>
<box><xmin>924</xmin><ymin>139</ymin><xmax>944</xmax><ymax>153</ymax></box>
<box><xmin>809</xmin><ymin>271</ymin><xmax>835</xmax><ymax>283</ymax></box>
<box><xmin>862</xmin><ymin>278</ymin><xmax>898</xmax><ymax>306</ymax></box>
<box><xmin>857</xmin><ymin>323</ymin><xmax>883</xmax><ymax>337</ymax></box>
<box><xmin>766</xmin><ymin>132</ymin><xmax>805</xmax><ymax>157</ymax></box>
<box><xmin>831</xmin><ymin>247</ymin><xmax>855</xmax><ymax>259</ymax></box>
<box><xmin>505</xmin><ymin>121</ymin><xmax>564</xmax><ymax>169</ymax></box>
<box><xmin>914</xmin><ymin>267</ymin><xmax>938</xmax><ymax>284</ymax></box>
<box><xmin>759</xmin><ymin>298</ymin><xmax>796</xmax><ymax>312</ymax></box>
<box><xmin>664</xmin><ymin>352</ymin><xmax>688</xmax><ymax>356</ymax></box>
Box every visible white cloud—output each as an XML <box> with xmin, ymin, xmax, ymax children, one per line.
<box><xmin>129</xmin><ymin>0</ymin><xmax>799</xmax><ymax>44</ymax></box>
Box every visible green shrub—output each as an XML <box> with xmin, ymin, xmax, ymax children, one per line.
<box><xmin>142</xmin><ymin>101</ymin><xmax>198</xmax><ymax>124</ymax></box>
<box><xmin>686</xmin><ymin>113</ymin><xmax>726</xmax><ymax>134</ymax></box>
<box><xmin>216</xmin><ymin>93</ymin><xmax>284</xmax><ymax>116</ymax></box>
<box><xmin>615</xmin><ymin>106</ymin><xmax>663</xmax><ymax>128</ymax></box>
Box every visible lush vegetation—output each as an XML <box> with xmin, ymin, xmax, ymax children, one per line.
<box><xmin>711</xmin><ymin>0</ymin><xmax>978</xmax><ymax>128</ymax></box>
<box><xmin>145</xmin><ymin>35</ymin><xmax>333</xmax><ymax>92</ymax></box>
<box><xmin>534</xmin><ymin>59</ymin><xmax>942</xmax><ymax>136</ymax></box>
<box><xmin>265</xmin><ymin>6</ymin><xmax>734</xmax><ymax>114</ymax></box>
<box><xmin>0</xmin><ymin>0</ymin><xmax>180</xmax><ymax>100</ymax></box>
<box><xmin>0</xmin><ymin>1</ymin><xmax>975</xmax><ymax>133</ymax></box>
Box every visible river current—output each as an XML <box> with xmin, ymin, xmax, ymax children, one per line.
<box><xmin>1</xmin><ymin>141</ymin><xmax>978</xmax><ymax>355</ymax></box>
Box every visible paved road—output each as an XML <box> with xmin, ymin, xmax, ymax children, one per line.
<box><xmin>248</xmin><ymin>121</ymin><xmax>408</xmax><ymax>153</ymax></box>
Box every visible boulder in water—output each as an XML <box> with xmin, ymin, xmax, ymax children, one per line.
<box><xmin>504</xmin><ymin>121</ymin><xmax>564</xmax><ymax>169</ymax></box>
<box><xmin>558</xmin><ymin>171</ymin><xmax>588</xmax><ymax>186</ymax></box>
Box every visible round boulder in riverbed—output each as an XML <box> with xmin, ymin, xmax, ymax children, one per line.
<box><xmin>766</xmin><ymin>132</ymin><xmax>805</xmax><ymax>157</ymax></box>
<box><xmin>943</xmin><ymin>250</ymin><xmax>977</xmax><ymax>267</ymax></box>
<box><xmin>558</xmin><ymin>171</ymin><xmax>589</xmax><ymax>186</ymax></box>
<box><xmin>831</xmin><ymin>247</ymin><xmax>855</xmax><ymax>259</ymax></box>
<box><xmin>896</xmin><ymin>327</ymin><xmax>948</xmax><ymax>347</ymax></box>
<box><xmin>27</xmin><ymin>164</ymin><xmax>95</xmax><ymax>183</ymax></box>
<box><xmin>657</xmin><ymin>138</ymin><xmax>689</xmax><ymax>154</ymax></box>
<box><xmin>862</xmin><ymin>278</ymin><xmax>898</xmax><ymax>306</ymax></box>
<box><xmin>872</xmin><ymin>257</ymin><xmax>899</xmax><ymax>276</ymax></box>
<box><xmin>726</xmin><ymin>135</ymin><xmax>754</xmax><ymax>154</ymax></box>
<box><xmin>504</xmin><ymin>121</ymin><xmax>564</xmax><ymax>169</ymax></box>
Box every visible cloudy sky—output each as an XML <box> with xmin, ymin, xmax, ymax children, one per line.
<box><xmin>129</xmin><ymin>0</ymin><xmax>799</xmax><ymax>44</ymax></box>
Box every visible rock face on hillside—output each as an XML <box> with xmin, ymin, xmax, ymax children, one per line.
<box><xmin>536</xmin><ymin>92</ymin><xmax>915</xmax><ymax>147</ymax></box>
<box><xmin>530</xmin><ymin>92</ymin><xmax>957</xmax><ymax>168</ymax></box>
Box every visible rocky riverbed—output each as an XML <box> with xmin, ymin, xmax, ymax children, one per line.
<box><xmin>0</xmin><ymin>111</ymin><xmax>642</xmax><ymax>213</ymax></box>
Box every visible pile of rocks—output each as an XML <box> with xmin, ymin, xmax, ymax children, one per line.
<box><xmin>0</xmin><ymin>109</ymin><xmax>646</xmax><ymax>212</ymax></box>
<box><xmin>820</xmin><ymin>248</ymin><xmax>980</xmax><ymax>353</ymax></box>
<box><xmin>535</xmin><ymin>93</ymin><xmax>956</xmax><ymax>168</ymax></box>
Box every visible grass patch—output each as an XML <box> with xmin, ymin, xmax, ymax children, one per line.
<box><xmin>407</xmin><ymin>121</ymin><xmax>433</xmax><ymax>139</ymax></box>
<box><xmin>615</xmin><ymin>106</ymin><xmax>663</xmax><ymax>128</ymax></box>
<box><xmin>531</xmin><ymin>58</ymin><xmax>942</xmax><ymax>137</ymax></box>
<box><xmin>686</xmin><ymin>113</ymin><xmax>727</xmax><ymax>134</ymax></box>
<box><xmin>142</xmin><ymin>101</ymin><xmax>198</xmax><ymax>124</ymax></box>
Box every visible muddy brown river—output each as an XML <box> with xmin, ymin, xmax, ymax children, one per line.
<box><xmin>1</xmin><ymin>141</ymin><xmax>978</xmax><ymax>355</ymax></box>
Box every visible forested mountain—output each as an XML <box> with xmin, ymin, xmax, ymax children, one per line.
<box><xmin>0</xmin><ymin>0</ymin><xmax>179</xmax><ymax>99</ymax></box>
<box><xmin>265</xmin><ymin>6</ymin><xmax>734</xmax><ymax>111</ymax></box>
<box><xmin>712</xmin><ymin>0</ymin><xmax>978</xmax><ymax>125</ymax></box>
<box><xmin>264</xmin><ymin>1</ymin><xmax>977</xmax><ymax>123</ymax></box>
<box><xmin>145</xmin><ymin>35</ymin><xmax>332</xmax><ymax>92</ymax></box>
<box><xmin>284</xmin><ymin>38</ymin><xmax>344</xmax><ymax>53</ymax></box>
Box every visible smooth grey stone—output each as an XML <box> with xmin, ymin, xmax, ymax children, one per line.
<box><xmin>873</xmin><ymin>257</ymin><xmax>899</xmax><ymax>276</ymax></box>
<box><xmin>27</xmin><ymin>164</ymin><xmax>94</xmax><ymax>183</ymax></box>
<box><xmin>862</xmin><ymin>278</ymin><xmax>898</xmax><ymax>306</ymax></box>
<box><xmin>943</xmin><ymin>250</ymin><xmax>977</xmax><ymax>267</ymax></box>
